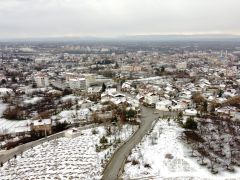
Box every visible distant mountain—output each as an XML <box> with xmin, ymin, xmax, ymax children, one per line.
<box><xmin>119</xmin><ymin>34</ymin><xmax>240</xmax><ymax>41</ymax></box>
<box><xmin>0</xmin><ymin>36</ymin><xmax>115</xmax><ymax>43</ymax></box>
<box><xmin>1</xmin><ymin>34</ymin><xmax>240</xmax><ymax>43</ymax></box>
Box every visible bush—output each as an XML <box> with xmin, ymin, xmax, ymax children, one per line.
<box><xmin>54</xmin><ymin>121</ymin><xmax>69</xmax><ymax>132</ymax></box>
<box><xmin>132</xmin><ymin>159</ymin><xmax>140</xmax><ymax>165</ymax></box>
<box><xmin>116</xmin><ymin>138</ymin><xmax>121</xmax><ymax>144</ymax></box>
<box><xmin>223</xmin><ymin>96</ymin><xmax>240</xmax><ymax>108</ymax></box>
<box><xmin>62</xmin><ymin>88</ymin><xmax>73</xmax><ymax>96</ymax></box>
<box><xmin>183</xmin><ymin>117</ymin><xmax>197</xmax><ymax>130</ymax></box>
<box><xmin>92</xmin><ymin>129</ymin><xmax>98</xmax><ymax>135</ymax></box>
<box><xmin>3</xmin><ymin>106</ymin><xmax>24</xmax><ymax>120</ymax></box>
<box><xmin>37</xmin><ymin>111</ymin><xmax>52</xmax><ymax>119</ymax></box>
<box><xmin>192</xmin><ymin>92</ymin><xmax>205</xmax><ymax>106</ymax></box>
<box><xmin>144</xmin><ymin>163</ymin><xmax>151</xmax><ymax>168</ymax></box>
<box><xmin>100</xmin><ymin>136</ymin><xmax>108</xmax><ymax>144</ymax></box>
<box><xmin>126</xmin><ymin>109</ymin><xmax>137</xmax><ymax>118</ymax></box>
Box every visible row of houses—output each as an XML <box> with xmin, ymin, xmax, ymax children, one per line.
<box><xmin>122</xmin><ymin>78</ymin><xmax>240</xmax><ymax>120</ymax></box>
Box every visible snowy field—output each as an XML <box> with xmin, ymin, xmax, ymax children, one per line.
<box><xmin>0</xmin><ymin>100</ymin><xmax>81</xmax><ymax>134</ymax></box>
<box><xmin>23</xmin><ymin>97</ymin><xmax>43</xmax><ymax>105</ymax></box>
<box><xmin>123</xmin><ymin>119</ymin><xmax>240</xmax><ymax>180</ymax></box>
<box><xmin>0</xmin><ymin>101</ymin><xmax>31</xmax><ymax>135</ymax></box>
<box><xmin>0</xmin><ymin>101</ymin><xmax>31</xmax><ymax>134</ymax></box>
<box><xmin>0</xmin><ymin>101</ymin><xmax>7</xmax><ymax>117</ymax></box>
<box><xmin>0</xmin><ymin>124</ymin><xmax>138</xmax><ymax>180</ymax></box>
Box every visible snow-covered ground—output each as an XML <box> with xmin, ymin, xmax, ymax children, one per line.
<box><xmin>25</xmin><ymin>88</ymin><xmax>47</xmax><ymax>95</ymax></box>
<box><xmin>0</xmin><ymin>101</ymin><xmax>7</xmax><ymax>117</ymax></box>
<box><xmin>0</xmin><ymin>101</ymin><xmax>30</xmax><ymax>135</ymax></box>
<box><xmin>61</xmin><ymin>94</ymin><xmax>80</xmax><ymax>102</ymax></box>
<box><xmin>56</xmin><ymin>108</ymin><xmax>90</xmax><ymax>123</ymax></box>
<box><xmin>0</xmin><ymin>97</ymin><xmax>86</xmax><ymax>134</ymax></box>
<box><xmin>123</xmin><ymin>119</ymin><xmax>240</xmax><ymax>180</ymax></box>
<box><xmin>0</xmin><ymin>94</ymin><xmax>88</xmax><ymax>135</ymax></box>
<box><xmin>23</xmin><ymin>97</ymin><xmax>43</xmax><ymax>105</ymax></box>
<box><xmin>0</xmin><ymin>124</ymin><xmax>138</xmax><ymax>180</ymax></box>
<box><xmin>0</xmin><ymin>88</ymin><xmax>13</xmax><ymax>97</ymax></box>
<box><xmin>0</xmin><ymin>119</ymin><xmax>31</xmax><ymax>134</ymax></box>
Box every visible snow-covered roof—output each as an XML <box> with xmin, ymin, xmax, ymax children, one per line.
<box><xmin>184</xmin><ymin>109</ymin><xmax>197</xmax><ymax>116</ymax></box>
<box><xmin>0</xmin><ymin>88</ymin><xmax>13</xmax><ymax>96</ymax></box>
<box><xmin>15</xmin><ymin>126</ymin><xmax>31</xmax><ymax>133</ymax></box>
<box><xmin>136</xmin><ymin>94</ymin><xmax>144</xmax><ymax>99</ymax></box>
<box><xmin>156</xmin><ymin>100</ymin><xmax>172</xmax><ymax>106</ymax></box>
<box><xmin>24</xmin><ymin>97</ymin><xmax>43</xmax><ymax>105</ymax></box>
<box><xmin>32</xmin><ymin>119</ymin><xmax>51</xmax><ymax>126</ymax></box>
<box><xmin>216</xmin><ymin>106</ymin><xmax>236</xmax><ymax>113</ymax></box>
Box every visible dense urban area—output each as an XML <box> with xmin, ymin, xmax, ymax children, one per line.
<box><xmin>0</xmin><ymin>40</ymin><xmax>240</xmax><ymax>179</ymax></box>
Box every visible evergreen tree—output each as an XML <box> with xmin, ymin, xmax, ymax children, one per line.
<box><xmin>183</xmin><ymin>117</ymin><xmax>197</xmax><ymax>130</ymax></box>
<box><xmin>101</xmin><ymin>83</ymin><xmax>106</xmax><ymax>92</ymax></box>
<box><xmin>203</xmin><ymin>101</ymin><xmax>208</xmax><ymax>113</ymax></box>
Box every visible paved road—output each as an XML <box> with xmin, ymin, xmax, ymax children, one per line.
<box><xmin>102</xmin><ymin>105</ymin><xmax>159</xmax><ymax>180</ymax></box>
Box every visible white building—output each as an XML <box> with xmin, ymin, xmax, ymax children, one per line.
<box><xmin>69</xmin><ymin>78</ymin><xmax>86</xmax><ymax>90</ymax></box>
<box><xmin>176</xmin><ymin>62</ymin><xmax>187</xmax><ymax>70</ymax></box>
<box><xmin>184</xmin><ymin>109</ymin><xmax>197</xmax><ymax>116</ymax></box>
<box><xmin>156</xmin><ymin>100</ymin><xmax>172</xmax><ymax>111</ymax></box>
<box><xmin>34</xmin><ymin>73</ymin><xmax>49</xmax><ymax>87</ymax></box>
<box><xmin>127</xmin><ymin>99</ymin><xmax>140</xmax><ymax>109</ymax></box>
<box><xmin>101</xmin><ymin>92</ymin><xmax>126</xmax><ymax>105</ymax></box>
<box><xmin>121</xmin><ymin>65</ymin><xmax>142</xmax><ymax>72</ymax></box>
<box><xmin>237</xmin><ymin>79</ymin><xmax>240</xmax><ymax>85</ymax></box>
<box><xmin>234</xmin><ymin>112</ymin><xmax>240</xmax><ymax>121</ymax></box>
<box><xmin>122</xmin><ymin>82</ymin><xmax>132</xmax><ymax>90</ymax></box>
<box><xmin>65</xmin><ymin>73</ymin><xmax>78</xmax><ymax>83</ymax></box>
<box><xmin>87</xmin><ymin>86</ymin><xmax>102</xmax><ymax>94</ymax></box>
<box><xmin>35</xmin><ymin>57</ymin><xmax>51</xmax><ymax>64</ymax></box>
<box><xmin>144</xmin><ymin>93</ymin><xmax>159</xmax><ymax>105</ymax></box>
<box><xmin>106</xmin><ymin>88</ymin><xmax>117</xmax><ymax>94</ymax></box>
<box><xmin>85</xmin><ymin>74</ymin><xmax>96</xmax><ymax>88</ymax></box>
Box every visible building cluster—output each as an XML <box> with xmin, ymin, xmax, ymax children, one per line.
<box><xmin>0</xmin><ymin>42</ymin><xmax>239</xmax><ymax>150</ymax></box>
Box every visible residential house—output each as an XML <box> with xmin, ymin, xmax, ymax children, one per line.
<box><xmin>156</xmin><ymin>100</ymin><xmax>172</xmax><ymax>111</ymax></box>
<box><xmin>144</xmin><ymin>93</ymin><xmax>159</xmax><ymax>106</ymax></box>
<box><xmin>31</xmin><ymin>119</ymin><xmax>52</xmax><ymax>136</ymax></box>
<box><xmin>69</xmin><ymin>78</ymin><xmax>86</xmax><ymax>90</ymax></box>
<box><xmin>184</xmin><ymin>109</ymin><xmax>198</xmax><ymax>116</ymax></box>
<box><xmin>34</xmin><ymin>73</ymin><xmax>49</xmax><ymax>87</ymax></box>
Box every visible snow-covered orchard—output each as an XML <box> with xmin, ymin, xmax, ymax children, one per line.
<box><xmin>123</xmin><ymin>119</ymin><xmax>240</xmax><ymax>180</ymax></box>
<box><xmin>0</xmin><ymin>124</ymin><xmax>138</xmax><ymax>180</ymax></box>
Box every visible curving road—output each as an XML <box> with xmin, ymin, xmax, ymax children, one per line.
<box><xmin>102</xmin><ymin>105</ymin><xmax>160</xmax><ymax>180</ymax></box>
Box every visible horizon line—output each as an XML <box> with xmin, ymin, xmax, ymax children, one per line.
<box><xmin>1</xmin><ymin>33</ymin><xmax>240</xmax><ymax>42</ymax></box>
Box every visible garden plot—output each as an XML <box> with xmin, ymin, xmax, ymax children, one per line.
<box><xmin>123</xmin><ymin>119</ymin><xmax>240</xmax><ymax>180</ymax></box>
<box><xmin>0</xmin><ymin>101</ymin><xmax>30</xmax><ymax>135</ymax></box>
<box><xmin>0</xmin><ymin>124</ymin><xmax>138</xmax><ymax>180</ymax></box>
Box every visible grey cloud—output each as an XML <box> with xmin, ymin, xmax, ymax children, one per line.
<box><xmin>0</xmin><ymin>0</ymin><xmax>240</xmax><ymax>38</ymax></box>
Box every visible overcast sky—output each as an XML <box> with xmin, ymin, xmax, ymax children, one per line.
<box><xmin>0</xmin><ymin>0</ymin><xmax>240</xmax><ymax>38</ymax></box>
